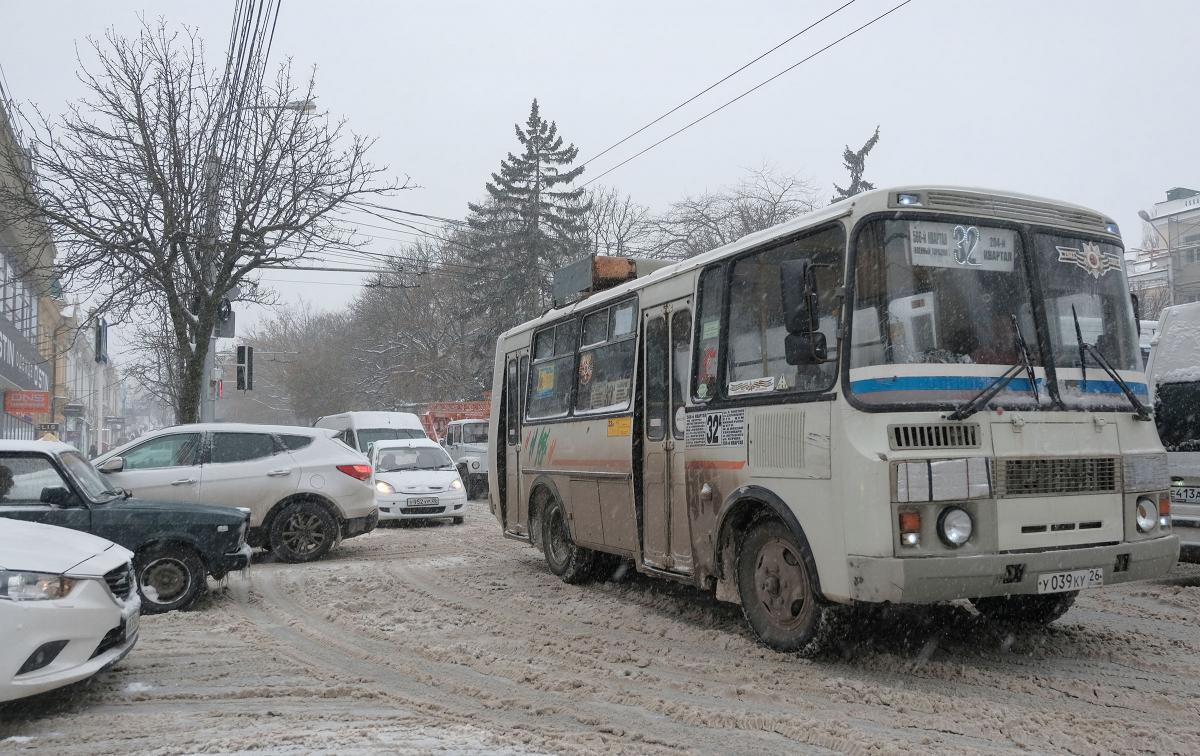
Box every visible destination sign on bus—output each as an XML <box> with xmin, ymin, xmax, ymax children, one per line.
<box><xmin>908</xmin><ymin>221</ymin><xmax>1016</xmax><ymax>272</ymax></box>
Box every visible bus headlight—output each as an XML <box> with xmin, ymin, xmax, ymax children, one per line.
<box><xmin>1124</xmin><ymin>453</ymin><xmax>1169</xmax><ymax>492</ymax></box>
<box><xmin>894</xmin><ymin>458</ymin><xmax>991</xmax><ymax>503</ymax></box>
<box><xmin>1135</xmin><ymin>496</ymin><xmax>1158</xmax><ymax>533</ymax></box>
<box><xmin>937</xmin><ymin>507</ymin><xmax>973</xmax><ymax>547</ymax></box>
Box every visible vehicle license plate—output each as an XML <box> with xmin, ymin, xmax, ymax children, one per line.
<box><xmin>1036</xmin><ymin>568</ymin><xmax>1104</xmax><ymax>594</ymax></box>
<box><xmin>407</xmin><ymin>497</ymin><xmax>439</xmax><ymax>507</ymax></box>
<box><xmin>126</xmin><ymin>611</ymin><xmax>140</xmax><ymax>640</ymax></box>
<box><xmin>1170</xmin><ymin>487</ymin><xmax>1200</xmax><ymax>504</ymax></box>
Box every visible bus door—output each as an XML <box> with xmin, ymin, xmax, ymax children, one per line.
<box><xmin>642</xmin><ymin>300</ymin><xmax>693</xmax><ymax>573</ymax></box>
<box><xmin>503</xmin><ymin>351</ymin><xmax>529</xmax><ymax>535</ymax></box>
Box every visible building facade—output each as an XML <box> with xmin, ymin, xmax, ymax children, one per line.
<box><xmin>1128</xmin><ymin>187</ymin><xmax>1200</xmax><ymax>314</ymax></box>
<box><xmin>0</xmin><ymin>84</ymin><xmax>52</xmax><ymax>439</ymax></box>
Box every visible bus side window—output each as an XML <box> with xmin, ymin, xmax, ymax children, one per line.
<box><xmin>670</xmin><ymin>308</ymin><xmax>691</xmax><ymax>438</ymax></box>
<box><xmin>693</xmin><ymin>267</ymin><xmax>724</xmax><ymax>402</ymax></box>
<box><xmin>527</xmin><ymin>320</ymin><xmax>577</xmax><ymax>420</ymax></box>
<box><xmin>506</xmin><ymin>359</ymin><xmax>519</xmax><ymax>445</ymax></box>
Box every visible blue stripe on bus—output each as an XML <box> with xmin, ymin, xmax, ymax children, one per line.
<box><xmin>850</xmin><ymin>375</ymin><xmax>1148</xmax><ymax>397</ymax></box>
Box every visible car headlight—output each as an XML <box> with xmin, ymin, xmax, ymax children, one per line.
<box><xmin>450</xmin><ymin>479</ymin><xmax>463</xmax><ymax>490</ymax></box>
<box><xmin>375</xmin><ymin>480</ymin><xmax>395</xmax><ymax>494</ymax></box>
<box><xmin>937</xmin><ymin>507</ymin><xmax>973</xmax><ymax>547</ymax></box>
<box><xmin>1124</xmin><ymin>453</ymin><xmax>1169</xmax><ymax>492</ymax></box>
<box><xmin>1135</xmin><ymin>496</ymin><xmax>1158</xmax><ymax>533</ymax></box>
<box><xmin>0</xmin><ymin>571</ymin><xmax>78</xmax><ymax>601</ymax></box>
<box><xmin>471</xmin><ymin>460</ymin><xmax>480</xmax><ymax>470</ymax></box>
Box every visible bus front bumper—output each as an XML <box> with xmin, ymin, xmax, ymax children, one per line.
<box><xmin>846</xmin><ymin>535</ymin><xmax>1179</xmax><ymax>604</ymax></box>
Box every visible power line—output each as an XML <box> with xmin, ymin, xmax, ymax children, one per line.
<box><xmin>345</xmin><ymin>200</ymin><xmax>468</xmax><ymax>227</ymax></box>
<box><xmin>581</xmin><ymin>0</ymin><xmax>914</xmax><ymax>188</ymax></box>
<box><xmin>578</xmin><ymin>0</ymin><xmax>858</xmax><ymax>171</ymax></box>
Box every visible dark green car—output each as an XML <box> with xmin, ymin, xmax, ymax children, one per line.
<box><xmin>0</xmin><ymin>441</ymin><xmax>251</xmax><ymax>613</ymax></box>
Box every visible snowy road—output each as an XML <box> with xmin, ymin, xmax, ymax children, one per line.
<box><xmin>4</xmin><ymin>502</ymin><xmax>1200</xmax><ymax>754</ymax></box>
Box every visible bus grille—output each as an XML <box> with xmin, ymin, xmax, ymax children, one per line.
<box><xmin>924</xmin><ymin>190</ymin><xmax>1110</xmax><ymax>234</ymax></box>
<box><xmin>888</xmin><ymin>423</ymin><xmax>979</xmax><ymax>450</ymax></box>
<box><xmin>995</xmin><ymin>457</ymin><xmax>1119</xmax><ymax>497</ymax></box>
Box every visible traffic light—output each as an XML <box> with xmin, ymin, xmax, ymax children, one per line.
<box><xmin>94</xmin><ymin>318</ymin><xmax>108</xmax><ymax>364</ymax></box>
<box><xmin>236</xmin><ymin>345</ymin><xmax>254</xmax><ymax>391</ymax></box>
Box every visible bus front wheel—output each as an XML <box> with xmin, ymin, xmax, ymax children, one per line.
<box><xmin>542</xmin><ymin>497</ymin><xmax>596</xmax><ymax>584</ymax></box>
<box><xmin>737</xmin><ymin>518</ymin><xmax>823</xmax><ymax>653</ymax></box>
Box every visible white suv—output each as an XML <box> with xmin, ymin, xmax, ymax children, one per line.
<box><xmin>93</xmin><ymin>424</ymin><xmax>377</xmax><ymax>563</ymax></box>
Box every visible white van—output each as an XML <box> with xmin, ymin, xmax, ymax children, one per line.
<box><xmin>1146</xmin><ymin>302</ymin><xmax>1200</xmax><ymax>561</ymax></box>
<box><xmin>313</xmin><ymin>411</ymin><xmax>428</xmax><ymax>454</ymax></box>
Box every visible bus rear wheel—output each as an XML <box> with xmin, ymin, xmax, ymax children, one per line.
<box><xmin>971</xmin><ymin>592</ymin><xmax>1078</xmax><ymax>625</ymax></box>
<box><xmin>541</xmin><ymin>497</ymin><xmax>595</xmax><ymax>584</ymax></box>
<box><xmin>737</xmin><ymin>518</ymin><xmax>823</xmax><ymax>653</ymax></box>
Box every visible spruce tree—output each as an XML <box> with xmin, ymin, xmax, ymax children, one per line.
<box><xmin>465</xmin><ymin>99</ymin><xmax>590</xmax><ymax>325</ymax></box>
<box><xmin>831</xmin><ymin>126</ymin><xmax>881</xmax><ymax>203</ymax></box>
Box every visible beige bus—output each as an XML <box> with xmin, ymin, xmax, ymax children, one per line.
<box><xmin>487</xmin><ymin>186</ymin><xmax>1179</xmax><ymax>652</ymax></box>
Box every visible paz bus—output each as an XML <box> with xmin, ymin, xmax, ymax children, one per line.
<box><xmin>487</xmin><ymin>186</ymin><xmax>1179</xmax><ymax>652</ymax></box>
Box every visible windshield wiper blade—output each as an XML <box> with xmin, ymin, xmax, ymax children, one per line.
<box><xmin>1010</xmin><ymin>314</ymin><xmax>1040</xmax><ymax>405</ymax></box>
<box><xmin>1070</xmin><ymin>307</ymin><xmax>1150</xmax><ymax>420</ymax></box>
<box><xmin>945</xmin><ymin>362</ymin><xmax>1027</xmax><ymax>421</ymax></box>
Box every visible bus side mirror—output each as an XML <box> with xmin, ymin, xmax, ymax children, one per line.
<box><xmin>780</xmin><ymin>258</ymin><xmax>827</xmax><ymax>365</ymax></box>
<box><xmin>785</xmin><ymin>332</ymin><xmax>828</xmax><ymax>365</ymax></box>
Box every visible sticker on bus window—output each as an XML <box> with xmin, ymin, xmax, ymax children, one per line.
<box><xmin>685</xmin><ymin>408</ymin><xmax>745</xmax><ymax>447</ymax></box>
<box><xmin>728</xmin><ymin>376</ymin><xmax>775</xmax><ymax>396</ymax></box>
<box><xmin>909</xmin><ymin>221</ymin><xmax>1016</xmax><ymax>272</ymax></box>
<box><xmin>535</xmin><ymin>365</ymin><xmax>556</xmax><ymax>398</ymax></box>
<box><xmin>701</xmin><ymin>319</ymin><xmax>720</xmax><ymax>340</ymax></box>
<box><xmin>1055</xmin><ymin>241</ymin><xmax>1121</xmax><ymax>279</ymax></box>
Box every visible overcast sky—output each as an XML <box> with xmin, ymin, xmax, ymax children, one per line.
<box><xmin>2</xmin><ymin>0</ymin><xmax>1198</xmax><ymax>353</ymax></box>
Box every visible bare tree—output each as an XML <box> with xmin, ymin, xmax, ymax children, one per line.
<box><xmin>0</xmin><ymin>19</ymin><xmax>404</xmax><ymax>422</ymax></box>
<box><xmin>580</xmin><ymin>186</ymin><xmax>653</xmax><ymax>257</ymax></box>
<box><xmin>647</xmin><ymin>167</ymin><xmax>821</xmax><ymax>260</ymax></box>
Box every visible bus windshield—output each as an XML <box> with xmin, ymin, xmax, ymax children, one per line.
<box><xmin>850</xmin><ymin>218</ymin><xmax>1044</xmax><ymax>409</ymax></box>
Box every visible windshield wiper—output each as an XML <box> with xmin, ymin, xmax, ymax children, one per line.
<box><xmin>945</xmin><ymin>317</ymin><xmax>1040</xmax><ymax>421</ymax></box>
<box><xmin>1070</xmin><ymin>306</ymin><xmax>1151</xmax><ymax>421</ymax></box>
<box><xmin>1010</xmin><ymin>315</ymin><xmax>1040</xmax><ymax>405</ymax></box>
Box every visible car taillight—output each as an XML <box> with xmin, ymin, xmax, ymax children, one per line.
<box><xmin>337</xmin><ymin>464</ymin><xmax>372</xmax><ymax>481</ymax></box>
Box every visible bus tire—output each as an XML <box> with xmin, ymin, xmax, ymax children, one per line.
<box><xmin>541</xmin><ymin>497</ymin><xmax>595</xmax><ymax>584</ymax></box>
<box><xmin>970</xmin><ymin>592</ymin><xmax>1078</xmax><ymax>625</ymax></box>
<box><xmin>736</xmin><ymin>518</ymin><xmax>823</xmax><ymax>653</ymax></box>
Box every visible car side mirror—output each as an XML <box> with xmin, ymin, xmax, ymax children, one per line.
<box><xmin>40</xmin><ymin>486</ymin><xmax>78</xmax><ymax>507</ymax></box>
<box><xmin>97</xmin><ymin>456</ymin><xmax>124</xmax><ymax>473</ymax></box>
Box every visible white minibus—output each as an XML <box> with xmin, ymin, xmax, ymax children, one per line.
<box><xmin>314</xmin><ymin>411</ymin><xmax>428</xmax><ymax>454</ymax></box>
<box><xmin>488</xmin><ymin>186</ymin><xmax>1178</xmax><ymax>652</ymax></box>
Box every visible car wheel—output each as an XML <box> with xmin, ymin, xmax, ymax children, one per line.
<box><xmin>541</xmin><ymin>496</ymin><xmax>595</xmax><ymax>584</ymax></box>
<box><xmin>736</xmin><ymin>518</ymin><xmax>823</xmax><ymax>653</ymax></box>
<box><xmin>270</xmin><ymin>500</ymin><xmax>338</xmax><ymax>563</ymax></box>
<box><xmin>970</xmin><ymin>592</ymin><xmax>1078</xmax><ymax>625</ymax></box>
<box><xmin>135</xmin><ymin>543</ymin><xmax>205</xmax><ymax>614</ymax></box>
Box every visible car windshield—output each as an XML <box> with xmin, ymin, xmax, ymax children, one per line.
<box><xmin>61</xmin><ymin>451</ymin><xmax>120</xmax><ymax>500</ymax></box>
<box><xmin>1036</xmin><ymin>233</ymin><xmax>1145</xmax><ymax>408</ymax></box>
<box><xmin>375</xmin><ymin>446</ymin><xmax>454</xmax><ymax>472</ymax></box>
<box><xmin>850</xmin><ymin>218</ymin><xmax>1044</xmax><ymax>409</ymax></box>
<box><xmin>356</xmin><ymin>427</ymin><xmax>426</xmax><ymax>452</ymax></box>
<box><xmin>460</xmin><ymin>423</ymin><xmax>488</xmax><ymax>444</ymax></box>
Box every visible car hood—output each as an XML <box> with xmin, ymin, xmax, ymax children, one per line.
<box><xmin>377</xmin><ymin>468</ymin><xmax>462</xmax><ymax>493</ymax></box>
<box><xmin>0</xmin><ymin>518</ymin><xmax>131</xmax><ymax>575</ymax></box>
<box><xmin>100</xmin><ymin>497</ymin><xmax>248</xmax><ymax>524</ymax></box>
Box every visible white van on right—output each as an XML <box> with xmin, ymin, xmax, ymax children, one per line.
<box><xmin>1147</xmin><ymin>301</ymin><xmax>1200</xmax><ymax>561</ymax></box>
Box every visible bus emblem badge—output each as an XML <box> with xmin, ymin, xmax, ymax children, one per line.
<box><xmin>1056</xmin><ymin>241</ymin><xmax>1120</xmax><ymax>279</ymax></box>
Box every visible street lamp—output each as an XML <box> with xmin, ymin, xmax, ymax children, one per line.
<box><xmin>1138</xmin><ymin>209</ymin><xmax>1173</xmax><ymax>306</ymax></box>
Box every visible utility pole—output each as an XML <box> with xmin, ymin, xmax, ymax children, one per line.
<box><xmin>199</xmin><ymin>150</ymin><xmax>221</xmax><ymax>423</ymax></box>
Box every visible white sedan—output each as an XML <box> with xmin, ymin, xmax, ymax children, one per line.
<box><xmin>371</xmin><ymin>439</ymin><xmax>468</xmax><ymax>524</ymax></box>
<box><xmin>1</xmin><ymin>519</ymin><xmax>141</xmax><ymax>703</ymax></box>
